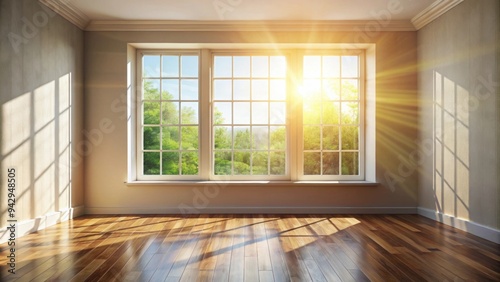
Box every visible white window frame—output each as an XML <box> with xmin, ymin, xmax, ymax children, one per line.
<box><xmin>135</xmin><ymin>48</ymin><xmax>365</xmax><ymax>181</ymax></box>
<box><xmin>136</xmin><ymin>50</ymin><xmax>203</xmax><ymax>181</ymax></box>
<box><xmin>210</xmin><ymin>51</ymin><xmax>292</xmax><ymax>181</ymax></box>
<box><xmin>297</xmin><ymin>50</ymin><xmax>365</xmax><ymax>181</ymax></box>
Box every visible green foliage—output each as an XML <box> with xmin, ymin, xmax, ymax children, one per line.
<box><xmin>302</xmin><ymin>81</ymin><xmax>360</xmax><ymax>176</ymax></box>
<box><xmin>143</xmin><ymin>80</ymin><xmax>198</xmax><ymax>175</ymax></box>
<box><xmin>213</xmin><ymin>127</ymin><xmax>286</xmax><ymax>176</ymax></box>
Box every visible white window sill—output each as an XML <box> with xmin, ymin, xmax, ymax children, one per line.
<box><xmin>125</xmin><ymin>180</ymin><xmax>379</xmax><ymax>187</ymax></box>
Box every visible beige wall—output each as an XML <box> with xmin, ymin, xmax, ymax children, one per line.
<box><xmin>418</xmin><ymin>0</ymin><xmax>499</xmax><ymax>229</ymax></box>
<box><xmin>84</xmin><ymin>30</ymin><xmax>419</xmax><ymax>213</ymax></box>
<box><xmin>0</xmin><ymin>0</ymin><xmax>84</xmax><ymax>240</ymax></box>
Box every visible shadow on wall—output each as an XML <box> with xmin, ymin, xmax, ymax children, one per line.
<box><xmin>433</xmin><ymin>71</ymin><xmax>470</xmax><ymax>220</ymax></box>
<box><xmin>432</xmin><ymin>68</ymin><xmax>498</xmax><ymax>225</ymax></box>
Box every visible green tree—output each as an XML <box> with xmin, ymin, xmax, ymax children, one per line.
<box><xmin>143</xmin><ymin>80</ymin><xmax>199</xmax><ymax>175</ymax></box>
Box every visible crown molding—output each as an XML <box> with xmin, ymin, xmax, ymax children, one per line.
<box><xmin>39</xmin><ymin>0</ymin><xmax>89</xmax><ymax>30</ymax></box>
<box><xmin>85</xmin><ymin>20</ymin><xmax>416</xmax><ymax>32</ymax></box>
<box><xmin>411</xmin><ymin>0</ymin><xmax>464</xmax><ymax>30</ymax></box>
<box><xmin>39</xmin><ymin>0</ymin><xmax>462</xmax><ymax>32</ymax></box>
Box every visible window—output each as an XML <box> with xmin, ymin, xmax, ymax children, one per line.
<box><xmin>212</xmin><ymin>55</ymin><xmax>288</xmax><ymax>179</ymax></box>
<box><xmin>136</xmin><ymin>49</ymin><xmax>364</xmax><ymax>181</ymax></box>
<box><xmin>138</xmin><ymin>52</ymin><xmax>200</xmax><ymax>180</ymax></box>
<box><xmin>300</xmin><ymin>55</ymin><xmax>364</xmax><ymax>180</ymax></box>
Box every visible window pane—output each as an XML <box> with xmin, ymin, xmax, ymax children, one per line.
<box><xmin>252</xmin><ymin>126</ymin><xmax>268</xmax><ymax>150</ymax></box>
<box><xmin>323</xmin><ymin>126</ymin><xmax>339</xmax><ymax>150</ymax></box>
<box><xmin>234</xmin><ymin>79</ymin><xmax>250</xmax><ymax>100</ymax></box>
<box><xmin>234</xmin><ymin>126</ymin><xmax>251</xmax><ymax>149</ymax></box>
<box><xmin>270</xmin><ymin>102</ymin><xmax>286</xmax><ymax>124</ymax></box>
<box><xmin>214</xmin><ymin>151</ymin><xmax>232</xmax><ymax>175</ymax></box>
<box><xmin>211</xmin><ymin>55</ymin><xmax>290</xmax><ymax>178</ymax></box>
<box><xmin>144</xmin><ymin>79</ymin><xmax>160</xmax><ymax>100</ymax></box>
<box><xmin>322</xmin><ymin>56</ymin><xmax>340</xmax><ymax>77</ymax></box>
<box><xmin>303</xmin><ymin>99</ymin><xmax>321</xmax><ymax>124</ymax></box>
<box><xmin>303</xmin><ymin>56</ymin><xmax>321</xmax><ymax>78</ymax></box>
<box><xmin>234</xmin><ymin>151</ymin><xmax>251</xmax><ymax>175</ymax></box>
<box><xmin>252</xmin><ymin>56</ymin><xmax>268</xmax><ymax>77</ymax></box>
<box><xmin>181</xmin><ymin>79</ymin><xmax>198</xmax><ymax>100</ymax></box>
<box><xmin>144</xmin><ymin>152</ymin><xmax>160</xmax><ymax>175</ymax></box>
<box><xmin>214</xmin><ymin>126</ymin><xmax>232</xmax><ymax>149</ymax></box>
<box><xmin>341</xmin><ymin>102</ymin><xmax>359</xmax><ymax>124</ymax></box>
<box><xmin>214</xmin><ymin>80</ymin><xmax>232</xmax><ymax>100</ymax></box>
<box><xmin>214</xmin><ymin>102</ymin><xmax>232</xmax><ymax>124</ymax></box>
<box><xmin>161</xmin><ymin>102</ymin><xmax>179</xmax><ymax>125</ymax></box>
<box><xmin>323</xmin><ymin>152</ymin><xmax>339</xmax><ymax>175</ymax></box>
<box><xmin>162</xmin><ymin>127</ymin><xmax>179</xmax><ymax>150</ymax></box>
<box><xmin>181</xmin><ymin>56</ymin><xmax>198</xmax><ymax>77</ymax></box>
<box><xmin>341</xmin><ymin>126</ymin><xmax>359</xmax><ymax>150</ymax></box>
<box><xmin>143</xmin><ymin>127</ymin><xmax>160</xmax><ymax>150</ymax></box>
<box><xmin>270</xmin><ymin>56</ymin><xmax>286</xmax><ymax>78</ymax></box>
<box><xmin>252</xmin><ymin>152</ymin><xmax>269</xmax><ymax>175</ymax></box>
<box><xmin>252</xmin><ymin>79</ymin><xmax>268</xmax><ymax>100</ymax></box>
<box><xmin>214</xmin><ymin>56</ymin><xmax>232</xmax><ymax>77</ymax></box>
<box><xmin>342</xmin><ymin>56</ymin><xmax>358</xmax><ymax>77</ymax></box>
<box><xmin>270</xmin><ymin>126</ymin><xmax>286</xmax><ymax>150</ymax></box>
<box><xmin>234</xmin><ymin>56</ymin><xmax>250</xmax><ymax>77</ymax></box>
<box><xmin>141</xmin><ymin>53</ymin><xmax>200</xmax><ymax>179</ymax></box>
<box><xmin>233</xmin><ymin>102</ymin><xmax>250</xmax><ymax>124</ymax></box>
<box><xmin>143</xmin><ymin>102</ymin><xmax>160</xmax><ymax>124</ymax></box>
<box><xmin>342</xmin><ymin>79</ymin><xmax>359</xmax><ymax>100</ymax></box>
<box><xmin>162</xmin><ymin>79</ymin><xmax>179</xmax><ymax>100</ymax></box>
<box><xmin>143</xmin><ymin>55</ymin><xmax>160</xmax><ymax>77</ymax></box>
<box><xmin>303</xmin><ymin>126</ymin><xmax>320</xmax><ymax>150</ymax></box>
<box><xmin>304</xmin><ymin>152</ymin><xmax>320</xmax><ymax>175</ymax></box>
<box><xmin>181</xmin><ymin>126</ymin><xmax>198</xmax><ymax>150</ymax></box>
<box><xmin>303</xmin><ymin>78</ymin><xmax>321</xmax><ymax>98</ymax></box>
<box><xmin>252</xmin><ymin>102</ymin><xmax>268</xmax><ymax>124</ymax></box>
<box><xmin>341</xmin><ymin>152</ymin><xmax>359</xmax><ymax>175</ymax></box>
<box><xmin>181</xmin><ymin>152</ymin><xmax>199</xmax><ymax>175</ymax></box>
<box><xmin>162</xmin><ymin>55</ymin><xmax>179</xmax><ymax>77</ymax></box>
<box><xmin>270</xmin><ymin>79</ymin><xmax>286</xmax><ymax>100</ymax></box>
<box><xmin>181</xmin><ymin>102</ymin><xmax>198</xmax><ymax>124</ymax></box>
<box><xmin>323</xmin><ymin>79</ymin><xmax>340</xmax><ymax>100</ymax></box>
<box><xmin>162</xmin><ymin>152</ymin><xmax>179</xmax><ymax>175</ymax></box>
<box><xmin>322</xmin><ymin>102</ymin><xmax>340</xmax><ymax>124</ymax></box>
<box><xmin>270</xmin><ymin>151</ymin><xmax>286</xmax><ymax>175</ymax></box>
<box><xmin>300</xmin><ymin>55</ymin><xmax>362</xmax><ymax>178</ymax></box>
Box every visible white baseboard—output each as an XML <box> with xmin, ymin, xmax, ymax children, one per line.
<box><xmin>0</xmin><ymin>206</ymin><xmax>85</xmax><ymax>244</ymax></box>
<box><xmin>71</xmin><ymin>205</ymin><xmax>85</xmax><ymax>218</ymax></box>
<box><xmin>418</xmin><ymin>207</ymin><xmax>500</xmax><ymax>244</ymax></box>
<box><xmin>85</xmin><ymin>206</ymin><xmax>417</xmax><ymax>215</ymax></box>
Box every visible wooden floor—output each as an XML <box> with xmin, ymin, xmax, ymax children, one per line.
<box><xmin>1</xmin><ymin>215</ymin><xmax>499</xmax><ymax>281</ymax></box>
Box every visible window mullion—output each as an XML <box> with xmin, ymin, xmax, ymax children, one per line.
<box><xmin>289</xmin><ymin>50</ymin><xmax>301</xmax><ymax>181</ymax></box>
<box><xmin>200</xmin><ymin>49</ymin><xmax>211</xmax><ymax>180</ymax></box>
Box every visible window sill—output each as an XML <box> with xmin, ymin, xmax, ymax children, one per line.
<box><xmin>125</xmin><ymin>180</ymin><xmax>380</xmax><ymax>187</ymax></box>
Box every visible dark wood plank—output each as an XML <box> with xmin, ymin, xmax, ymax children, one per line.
<box><xmin>1</xmin><ymin>214</ymin><xmax>498</xmax><ymax>282</ymax></box>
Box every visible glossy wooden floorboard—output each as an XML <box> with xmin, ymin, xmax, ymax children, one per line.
<box><xmin>1</xmin><ymin>215</ymin><xmax>498</xmax><ymax>282</ymax></box>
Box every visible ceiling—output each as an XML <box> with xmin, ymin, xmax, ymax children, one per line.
<box><xmin>68</xmin><ymin>0</ymin><xmax>435</xmax><ymax>21</ymax></box>
<box><xmin>40</xmin><ymin>0</ymin><xmax>464</xmax><ymax>30</ymax></box>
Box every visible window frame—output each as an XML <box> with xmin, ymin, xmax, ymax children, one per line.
<box><xmin>136</xmin><ymin>50</ymin><xmax>203</xmax><ymax>181</ymax></box>
<box><xmin>209</xmin><ymin>50</ymin><xmax>292</xmax><ymax>181</ymax></box>
<box><xmin>297</xmin><ymin>50</ymin><xmax>366</xmax><ymax>181</ymax></box>
<box><xmin>135</xmin><ymin>48</ymin><xmax>366</xmax><ymax>182</ymax></box>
